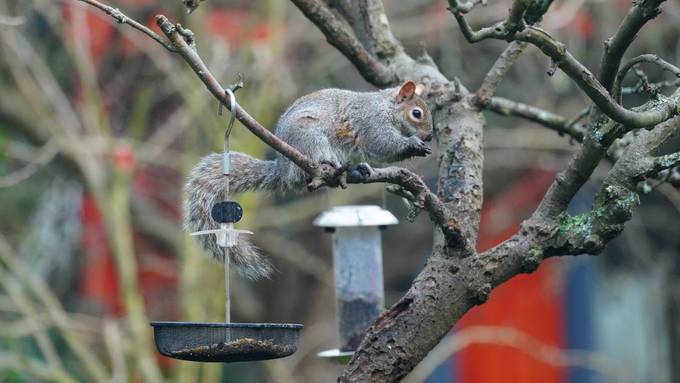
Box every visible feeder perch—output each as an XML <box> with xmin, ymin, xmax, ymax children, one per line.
<box><xmin>190</xmin><ymin>200</ymin><xmax>252</xmax><ymax>247</ymax></box>
<box><xmin>314</xmin><ymin>205</ymin><xmax>398</xmax><ymax>359</ymax></box>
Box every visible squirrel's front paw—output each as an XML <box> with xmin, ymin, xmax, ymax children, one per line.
<box><xmin>319</xmin><ymin>159</ymin><xmax>342</xmax><ymax>174</ymax></box>
<box><xmin>350</xmin><ymin>162</ymin><xmax>374</xmax><ymax>180</ymax></box>
<box><xmin>312</xmin><ymin>159</ymin><xmax>348</xmax><ymax>190</ymax></box>
<box><xmin>407</xmin><ymin>136</ymin><xmax>432</xmax><ymax>157</ymax></box>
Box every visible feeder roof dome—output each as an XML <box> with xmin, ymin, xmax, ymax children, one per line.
<box><xmin>313</xmin><ymin>205</ymin><xmax>398</xmax><ymax>227</ymax></box>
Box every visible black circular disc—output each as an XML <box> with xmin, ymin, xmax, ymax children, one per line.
<box><xmin>211</xmin><ymin>201</ymin><xmax>243</xmax><ymax>223</ymax></box>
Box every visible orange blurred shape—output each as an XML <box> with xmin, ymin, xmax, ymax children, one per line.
<box><xmin>112</xmin><ymin>142</ymin><xmax>135</xmax><ymax>172</ymax></box>
<box><xmin>62</xmin><ymin>3</ymin><xmax>114</xmax><ymax>67</ymax></box>
<box><xmin>79</xmin><ymin>194</ymin><xmax>123</xmax><ymax>316</ymax></box>
<box><xmin>206</xmin><ymin>9</ymin><xmax>272</xmax><ymax>47</ymax></box>
<box><xmin>569</xmin><ymin>10</ymin><xmax>594</xmax><ymax>39</ymax></box>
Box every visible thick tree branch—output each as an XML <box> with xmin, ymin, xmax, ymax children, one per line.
<box><xmin>533</xmin><ymin>90</ymin><xmax>680</xmax><ymax>221</ymax></box>
<box><xmin>649</xmin><ymin>152</ymin><xmax>680</xmax><ymax>176</ymax></box>
<box><xmin>485</xmin><ymin>97</ymin><xmax>585</xmax><ymax>141</ymax></box>
<box><xmin>289</xmin><ymin>0</ymin><xmax>395</xmax><ymax>86</ymax></box>
<box><xmin>346</xmin><ymin>0</ymin><xmax>401</xmax><ymax>58</ymax></box>
<box><xmin>291</xmin><ymin>0</ymin><xmax>449</xmax><ymax>89</ymax></box>
<box><xmin>474</xmin><ymin>115</ymin><xmax>680</xmax><ymax>336</ymax></box>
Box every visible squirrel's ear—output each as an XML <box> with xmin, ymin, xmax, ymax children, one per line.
<box><xmin>396</xmin><ymin>80</ymin><xmax>416</xmax><ymax>103</ymax></box>
<box><xmin>415</xmin><ymin>83</ymin><xmax>425</xmax><ymax>97</ymax></box>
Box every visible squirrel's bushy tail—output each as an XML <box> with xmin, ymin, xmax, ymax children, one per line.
<box><xmin>183</xmin><ymin>152</ymin><xmax>282</xmax><ymax>279</ymax></box>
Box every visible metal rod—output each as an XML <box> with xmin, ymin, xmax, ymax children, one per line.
<box><xmin>223</xmin><ymin>88</ymin><xmax>236</xmax><ymax>325</ymax></box>
<box><xmin>224</xmin><ymin>251</ymin><xmax>230</xmax><ymax>323</ymax></box>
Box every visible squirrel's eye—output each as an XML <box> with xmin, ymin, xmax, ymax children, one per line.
<box><xmin>410</xmin><ymin>107</ymin><xmax>423</xmax><ymax>120</ymax></box>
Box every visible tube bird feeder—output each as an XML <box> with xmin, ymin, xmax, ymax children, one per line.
<box><xmin>314</xmin><ymin>205</ymin><xmax>398</xmax><ymax>359</ymax></box>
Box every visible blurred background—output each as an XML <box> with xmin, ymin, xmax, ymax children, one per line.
<box><xmin>0</xmin><ymin>0</ymin><xmax>679</xmax><ymax>382</ymax></box>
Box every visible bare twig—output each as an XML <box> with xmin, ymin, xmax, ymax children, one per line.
<box><xmin>622</xmin><ymin>78</ymin><xmax>680</xmax><ymax>95</ymax></box>
<box><xmin>154</xmin><ymin>15</ymin><xmax>318</xmax><ymax>175</ymax></box>
<box><xmin>453</xmin><ymin>0</ymin><xmax>488</xmax><ymax>14</ymax></box>
<box><xmin>597</xmin><ymin>0</ymin><xmax>666</xmax><ymax>91</ymax></box>
<box><xmin>0</xmin><ymin>139</ymin><xmax>59</xmax><ymax>188</ymax></box>
<box><xmin>0</xmin><ymin>270</ymin><xmax>64</xmax><ymax>372</ymax></box>
<box><xmin>0</xmin><ymin>352</ymin><xmax>78</xmax><ymax>383</ymax></box>
<box><xmin>613</xmin><ymin>54</ymin><xmax>680</xmax><ymax>103</ymax></box>
<box><xmin>74</xmin><ymin>0</ymin><xmax>176</xmax><ymax>51</ymax></box>
<box><xmin>0</xmin><ymin>14</ymin><xmax>25</xmax><ymax>26</ymax></box>
<box><xmin>0</xmin><ymin>235</ymin><xmax>109</xmax><ymax>382</ymax></box>
<box><xmin>476</xmin><ymin>41</ymin><xmax>529</xmax><ymax>104</ymax></box>
<box><xmin>447</xmin><ymin>0</ymin><xmax>531</xmax><ymax>42</ymax></box>
<box><xmin>485</xmin><ymin>97</ymin><xmax>585</xmax><ymax>141</ymax></box>
<box><xmin>564</xmin><ymin>106</ymin><xmax>592</xmax><ymax>129</ymax></box>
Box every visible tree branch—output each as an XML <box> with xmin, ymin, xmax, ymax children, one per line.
<box><xmin>472</xmin><ymin>115</ymin><xmax>680</xmax><ymax>349</ymax></box>
<box><xmin>291</xmin><ymin>0</ymin><xmax>449</xmax><ymax>88</ymax></box>
<box><xmin>347</xmin><ymin>166</ymin><xmax>467</xmax><ymax>249</ymax></box>
<box><xmin>342</xmin><ymin>0</ymin><xmax>401</xmax><ymax>58</ymax></box>
<box><xmin>289</xmin><ymin>0</ymin><xmax>395</xmax><ymax>86</ymax></box>
<box><xmin>72</xmin><ymin>1</ymin><xmax>680</xmax><ymax>382</ymax></box>
<box><xmin>649</xmin><ymin>152</ymin><xmax>680</xmax><ymax>175</ymax></box>
<box><xmin>475</xmin><ymin>41</ymin><xmax>529</xmax><ymax>104</ymax></box>
<box><xmin>597</xmin><ymin>0</ymin><xmax>666</xmax><ymax>91</ymax></box>
<box><xmin>0</xmin><ymin>139</ymin><xmax>59</xmax><ymax>188</ymax></box>
<box><xmin>153</xmin><ymin>15</ymin><xmax>318</xmax><ymax>176</ymax></box>
<box><xmin>74</xmin><ymin>0</ymin><xmax>177</xmax><ymax>51</ymax></box>
<box><xmin>485</xmin><ymin>97</ymin><xmax>585</xmax><ymax>141</ymax></box>
<box><xmin>448</xmin><ymin>1</ymin><xmax>679</xmax><ymax>128</ymax></box>
<box><xmin>612</xmin><ymin>54</ymin><xmax>680</xmax><ymax>103</ymax></box>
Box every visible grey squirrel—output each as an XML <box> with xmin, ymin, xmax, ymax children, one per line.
<box><xmin>183</xmin><ymin>80</ymin><xmax>433</xmax><ymax>279</ymax></box>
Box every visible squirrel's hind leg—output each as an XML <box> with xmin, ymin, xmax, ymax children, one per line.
<box><xmin>278</xmin><ymin>125</ymin><xmax>343</xmax><ymax>186</ymax></box>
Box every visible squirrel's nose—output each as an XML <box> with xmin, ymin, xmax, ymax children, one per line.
<box><xmin>422</xmin><ymin>132</ymin><xmax>433</xmax><ymax>142</ymax></box>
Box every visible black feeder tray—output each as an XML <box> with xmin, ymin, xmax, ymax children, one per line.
<box><xmin>151</xmin><ymin>321</ymin><xmax>302</xmax><ymax>363</ymax></box>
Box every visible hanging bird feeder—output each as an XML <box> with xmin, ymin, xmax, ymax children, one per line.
<box><xmin>151</xmin><ymin>88</ymin><xmax>302</xmax><ymax>363</ymax></box>
<box><xmin>314</xmin><ymin>205</ymin><xmax>398</xmax><ymax>361</ymax></box>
